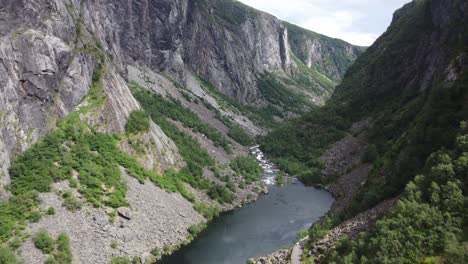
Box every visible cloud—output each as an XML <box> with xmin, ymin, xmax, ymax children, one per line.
<box><xmin>238</xmin><ymin>0</ymin><xmax>411</xmax><ymax>46</ymax></box>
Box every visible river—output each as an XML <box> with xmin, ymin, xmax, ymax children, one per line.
<box><xmin>158</xmin><ymin>146</ymin><xmax>333</xmax><ymax>264</ymax></box>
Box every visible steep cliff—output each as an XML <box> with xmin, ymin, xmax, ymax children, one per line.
<box><xmin>285</xmin><ymin>22</ymin><xmax>365</xmax><ymax>82</ymax></box>
<box><xmin>261</xmin><ymin>0</ymin><xmax>468</xmax><ymax>262</ymax></box>
<box><xmin>0</xmin><ymin>0</ymin><xmax>363</xmax><ymax>262</ymax></box>
<box><xmin>0</xmin><ymin>0</ymin><xmax>361</xmax><ymax>198</ymax></box>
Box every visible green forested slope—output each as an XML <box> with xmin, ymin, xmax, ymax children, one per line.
<box><xmin>262</xmin><ymin>0</ymin><xmax>468</xmax><ymax>261</ymax></box>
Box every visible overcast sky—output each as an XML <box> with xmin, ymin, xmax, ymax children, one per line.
<box><xmin>237</xmin><ymin>0</ymin><xmax>411</xmax><ymax>46</ymax></box>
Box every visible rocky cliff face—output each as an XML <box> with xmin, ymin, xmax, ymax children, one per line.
<box><xmin>286</xmin><ymin>22</ymin><xmax>365</xmax><ymax>82</ymax></box>
<box><xmin>81</xmin><ymin>0</ymin><xmax>363</xmax><ymax>103</ymax></box>
<box><xmin>0</xmin><ymin>0</ymin><xmax>361</xmax><ymax>197</ymax></box>
<box><xmin>0</xmin><ymin>0</ymin><xmax>363</xmax><ymax>262</ymax></box>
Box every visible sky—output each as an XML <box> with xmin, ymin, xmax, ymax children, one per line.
<box><xmin>237</xmin><ymin>0</ymin><xmax>411</xmax><ymax>46</ymax></box>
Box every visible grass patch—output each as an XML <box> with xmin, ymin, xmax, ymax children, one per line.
<box><xmin>187</xmin><ymin>222</ymin><xmax>207</xmax><ymax>237</ymax></box>
<box><xmin>193</xmin><ymin>202</ymin><xmax>220</xmax><ymax>221</ymax></box>
<box><xmin>0</xmin><ymin>246</ymin><xmax>21</xmax><ymax>264</ymax></box>
<box><xmin>228</xmin><ymin>125</ymin><xmax>253</xmax><ymax>146</ymax></box>
<box><xmin>33</xmin><ymin>229</ymin><xmax>55</xmax><ymax>254</ymax></box>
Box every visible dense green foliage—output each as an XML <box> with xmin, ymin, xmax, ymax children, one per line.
<box><xmin>188</xmin><ymin>222</ymin><xmax>207</xmax><ymax>237</ymax></box>
<box><xmin>193</xmin><ymin>202</ymin><xmax>220</xmax><ymax>221</ymax></box>
<box><xmin>131</xmin><ymin>83</ymin><xmax>231</xmax><ymax>153</ymax></box>
<box><xmin>230</xmin><ymin>156</ymin><xmax>262</xmax><ymax>183</ymax></box>
<box><xmin>46</xmin><ymin>207</ymin><xmax>56</xmax><ymax>215</ymax></box>
<box><xmin>257</xmin><ymin>72</ymin><xmax>313</xmax><ymax>114</ymax></box>
<box><xmin>125</xmin><ymin>110</ymin><xmax>150</xmax><ymax>135</ymax></box>
<box><xmin>110</xmin><ymin>256</ymin><xmax>132</xmax><ymax>264</ymax></box>
<box><xmin>9</xmin><ymin>122</ymin><xmax>129</xmax><ymax>209</ymax></box>
<box><xmin>320</xmin><ymin>131</ymin><xmax>468</xmax><ymax>263</ymax></box>
<box><xmin>263</xmin><ymin>2</ymin><xmax>468</xmax><ymax>262</ymax></box>
<box><xmin>131</xmin><ymin>83</ymin><xmax>236</xmax><ymax>204</ymax></box>
<box><xmin>208</xmin><ymin>185</ymin><xmax>234</xmax><ymax>204</ymax></box>
<box><xmin>262</xmin><ymin>0</ymin><xmax>468</xmax><ymax>209</ymax></box>
<box><xmin>0</xmin><ymin>246</ymin><xmax>21</xmax><ymax>264</ymax></box>
<box><xmin>228</xmin><ymin>125</ymin><xmax>253</xmax><ymax>146</ymax></box>
<box><xmin>261</xmin><ymin>106</ymin><xmax>349</xmax><ymax>184</ymax></box>
<box><xmin>33</xmin><ymin>230</ymin><xmax>55</xmax><ymax>254</ymax></box>
<box><xmin>45</xmin><ymin>233</ymin><xmax>73</xmax><ymax>264</ymax></box>
<box><xmin>0</xmin><ymin>192</ymin><xmax>40</xmax><ymax>243</ymax></box>
<box><xmin>361</xmin><ymin>144</ymin><xmax>378</xmax><ymax>163</ymax></box>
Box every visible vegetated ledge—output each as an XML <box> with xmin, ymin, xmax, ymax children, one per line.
<box><xmin>4</xmin><ymin>98</ymin><xmax>266</xmax><ymax>264</ymax></box>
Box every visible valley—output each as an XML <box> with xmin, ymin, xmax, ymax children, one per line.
<box><xmin>0</xmin><ymin>0</ymin><xmax>466</xmax><ymax>263</ymax></box>
<box><xmin>158</xmin><ymin>147</ymin><xmax>333</xmax><ymax>264</ymax></box>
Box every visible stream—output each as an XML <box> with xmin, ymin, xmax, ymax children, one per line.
<box><xmin>158</xmin><ymin>146</ymin><xmax>333</xmax><ymax>264</ymax></box>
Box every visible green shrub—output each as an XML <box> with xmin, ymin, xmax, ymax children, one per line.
<box><xmin>208</xmin><ymin>185</ymin><xmax>234</xmax><ymax>204</ymax></box>
<box><xmin>33</xmin><ymin>229</ymin><xmax>55</xmax><ymax>254</ymax></box>
<box><xmin>246</xmin><ymin>259</ymin><xmax>256</xmax><ymax>264</ymax></box>
<box><xmin>228</xmin><ymin>125</ymin><xmax>252</xmax><ymax>146</ymax></box>
<box><xmin>111</xmin><ymin>241</ymin><xmax>118</xmax><ymax>249</ymax></box>
<box><xmin>295</xmin><ymin>229</ymin><xmax>308</xmax><ymax>243</ymax></box>
<box><xmin>8</xmin><ymin>237</ymin><xmax>23</xmax><ymax>250</ymax></box>
<box><xmin>150</xmin><ymin>247</ymin><xmax>160</xmax><ymax>257</ymax></box>
<box><xmin>132</xmin><ymin>256</ymin><xmax>142</xmax><ymax>264</ymax></box>
<box><xmin>308</xmin><ymin>217</ymin><xmax>333</xmax><ymax>242</ymax></box>
<box><xmin>53</xmin><ymin>233</ymin><xmax>72</xmax><ymax>264</ymax></box>
<box><xmin>125</xmin><ymin>110</ymin><xmax>150</xmax><ymax>135</ymax></box>
<box><xmin>362</xmin><ymin>144</ymin><xmax>378</xmax><ymax>163</ymax></box>
<box><xmin>276</xmin><ymin>172</ymin><xmax>285</xmax><ymax>185</ymax></box>
<box><xmin>0</xmin><ymin>191</ymin><xmax>40</xmax><ymax>243</ymax></box>
<box><xmin>30</xmin><ymin>211</ymin><xmax>42</xmax><ymax>222</ymax></box>
<box><xmin>188</xmin><ymin>223</ymin><xmax>206</xmax><ymax>236</ymax></box>
<box><xmin>46</xmin><ymin>207</ymin><xmax>56</xmax><ymax>215</ymax></box>
<box><xmin>298</xmin><ymin>167</ymin><xmax>322</xmax><ymax>185</ymax></box>
<box><xmin>226</xmin><ymin>181</ymin><xmax>236</xmax><ymax>192</ymax></box>
<box><xmin>69</xmin><ymin>178</ymin><xmax>78</xmax><ymax>188</ymax></box>
<box><xmin>230</xmin><ymin>156</ymin><xmax>262</xmax><ymax>183</ymax></box>
<box><xmin>238</xmin><ymin>181</ymin><xmax>246</xmax><ymax>189</ymax></box>
<box><xmin>63</xmin><ymin>196</ymin><xmax>82</xmax><ymax>212</ymax></box>
<box><xmin>193</xmin><ymin>202</ymin><xmax>220</xmax><ymax>221</ymax></box>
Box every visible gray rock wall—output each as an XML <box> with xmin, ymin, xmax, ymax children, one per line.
<box><xmin>0</xmin><ymin>0</ymin><xmax>361</xmax><ymax>196</ymax></box>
